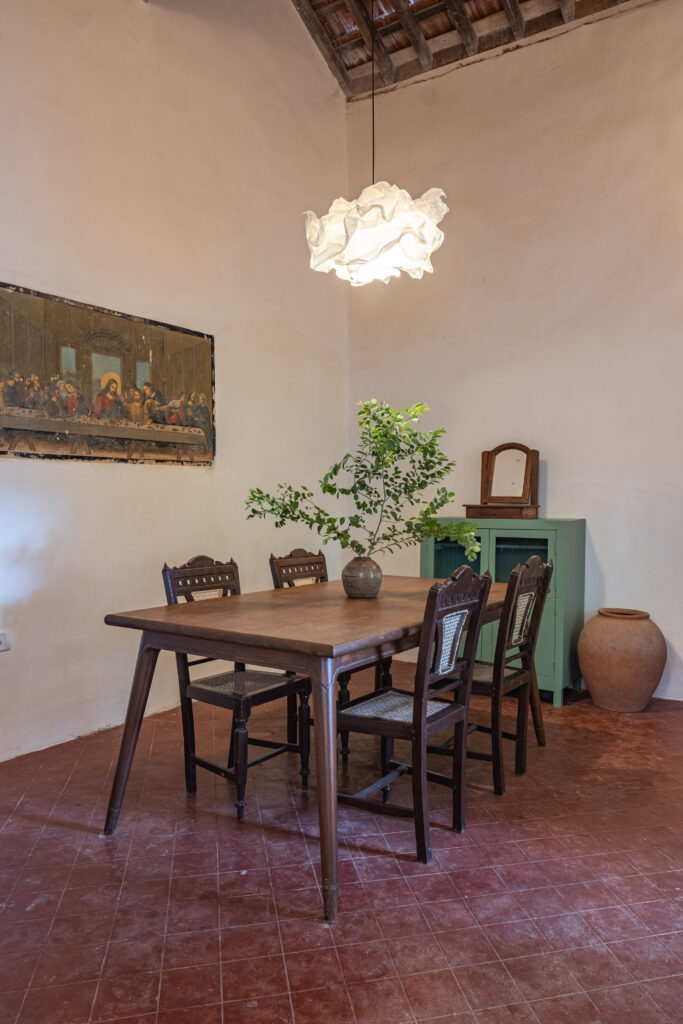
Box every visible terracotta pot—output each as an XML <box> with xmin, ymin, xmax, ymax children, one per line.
<box><xmin>342</xmin><ymin>556</ymin><xmax>382</xmax><ymax>599</ymax></box>
<box><xmin>578</xmin><ymin>608</ymin><xmax>667</xmax><ymax>713</ymax></box>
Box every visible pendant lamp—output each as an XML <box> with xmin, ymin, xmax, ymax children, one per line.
<box><xmin>304</xmin><ymin>2</ymin><xmax>448</xmax><ymax>287</ymax></box>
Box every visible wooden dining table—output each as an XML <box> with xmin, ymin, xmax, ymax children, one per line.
<box><xmin>103</xmin><ymin>574</ymin><xmax>508</xmax><ymax>922</ymax></box>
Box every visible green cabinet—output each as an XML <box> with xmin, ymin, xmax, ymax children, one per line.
<box><xmin>420</xmin><ymin>518</ymin><xmax>585</xmax><ymax>707</ymax></box>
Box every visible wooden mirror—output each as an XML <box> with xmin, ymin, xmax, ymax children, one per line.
<box><xmin>465</xmin><ymin>443</ymin><xmax>539</xmax><ymax>519</ymax></box>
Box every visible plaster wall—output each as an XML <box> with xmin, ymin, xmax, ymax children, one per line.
<box><xmin>0</xmin><ymin>0</ymin><xmax>349</xmax><ymax>759</ymax></box>
<box><xmin>347</xmin><ymin>0</ymin><xmax>683</xmax><ymax>699</ymax></box>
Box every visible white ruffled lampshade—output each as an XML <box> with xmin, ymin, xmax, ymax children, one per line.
<box><xmin>304</xmin><ymin>181</ymin><xmax>448</xmax><ymax>287</ymax></box>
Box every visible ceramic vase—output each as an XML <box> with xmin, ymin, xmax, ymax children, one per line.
<box><xmin>578</xmin><ymin>608</ymin><xmax>667</xmax><ymax>713</ymax></box>
<box><xmin>341</xmin><ymin>556</ymin><xmax>382</xmax><ymax>599</ymax></box>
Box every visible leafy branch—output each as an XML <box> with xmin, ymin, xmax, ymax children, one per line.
<box><xmin>245</xmin><ymin>400</ymin><xmax>479</xmax><ymax>562</ymax></box>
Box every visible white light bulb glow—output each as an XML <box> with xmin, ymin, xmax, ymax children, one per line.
<box><xmin>304</xmin><ymin>181</ymin><xmax>448</xmax><ymax>287</ymax></box>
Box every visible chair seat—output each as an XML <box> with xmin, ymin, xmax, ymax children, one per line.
<box><xmin>471</xmin><ymin>662</ymin><xmax>520</xmax><ymax>686</ymax></box>
<box><xmin>189</xmin><ymin>670</ymin><xmax>309</xmax><ymax>701</ymax></box>
<box><xmin>339</xmin><ymin>689</ymin><xmax>450</xmax><ymax>725</ymax></box>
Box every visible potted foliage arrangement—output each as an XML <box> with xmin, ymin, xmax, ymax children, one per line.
<box><xmin>246</xmin><ymin>400</ymin><xmax>479</xmax><ymax>598</ymax></box>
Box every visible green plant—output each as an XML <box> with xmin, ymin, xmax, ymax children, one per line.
<box><xmin>246</xmin><ymin>400</ymin><xmax>480</xmax><ymax>561</ymax></box>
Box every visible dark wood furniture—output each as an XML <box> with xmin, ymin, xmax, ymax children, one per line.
<box><xmin>430</xmin><ymin>556</ymin><xmax>553</xmax><ymax>795</ymax></box>
<box><xmin>103</xmin><ymin>575</ymin><xmax>506</xmax><ymax>921</ymax></box>
<box><xmin>270</xmin><ymin>547</ymin><xmax>392</xmax><ymax>762</ymax></box>
<box><xmin>465</xmin><ymin>442</ymin><xmax>539</xmax><ymax>519</ymax></box>
<box><xmin>162</xmin><ymin>555</ymin><xmax>311</xmax><ymax>820</ymax></box>
<box><xmin>337</xmin><ymin>566</ymin><xmax>492</xmax><ymax>862</ymax></box>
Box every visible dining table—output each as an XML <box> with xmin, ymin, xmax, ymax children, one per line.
<box><xmin>103</xmin><ymin>574</ymin><xmax>511</xmax><ymax>922</ymax></box>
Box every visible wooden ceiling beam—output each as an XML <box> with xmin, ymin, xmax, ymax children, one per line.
<box><xmin>392</xmin><ymin>0</ymin><xmax>433</xmax><ymax>71</ymax></box>
<box><xmin>345</xmin><ymin>0</ymin><xmax>396</xmax><ymax>84</ymax></box>
<box><xmin>442</xmin><ymin>0</ymin><xmax>478</xmax><ymax>57</ymax></box>
<box><xmin>500</xmin><ymin>0</ymin><xmax>526</xmax><ymax>39</ymax></box>
<box><xmin>291</xmin><ymin>0</ymin><xmax>352</xmax><ymax>96</ymax></box>
<box><xmin>559</xmin><ymin>0</ymin><xmax>576</xmax><ymax>20</ymax></box>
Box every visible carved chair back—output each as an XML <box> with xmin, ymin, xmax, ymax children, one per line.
<box><xmin>414</xmin><ymin>565</ymin><xmax>492</xmax><ymax>729</ymax></box>
<box><xmin>270</xmin><ymin>548</ymin><xmax>328</xmax><ymax>589</ymax></box>
<box><xmin>494</xmin><ymin>555</ymin><xmax>554</xmax><ymax>676</ymax></box>
<box><xmin>163</xmin><ymin>554</ymin><xmax>241</xmax><ymax>605</ymax></box>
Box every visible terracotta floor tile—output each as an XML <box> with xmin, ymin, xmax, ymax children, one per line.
<box><xmin>387</xmin><ymin>932</ymin><xmax>448</xmax><ymax>974</ymax></box>
<box><xmin>278</xmin><ymin>915</ymin><xmax>335</xmax><ymax>953</ymax></box>
<box><xmin>436</xmin><ymin>926</ymin><xmax>498</xmax><ymax>967</ymax></box>
<box><xmin>291</xmin><ymin>984</ymin><xmax>355</xmax><ymax>1024</ymax></box>
<box><xmin>91</xmin><ymin>972</ymin><xmax>160</xmax><ymax>1021</ymax></box>
<box><xmin>468</xmin><ymin>893</ymin><xmax>529</xmax><ymax>926</ymax></box>
<box><xmin>474</xmin><ymin>1005</ymin><xmax>539</xmax><ymax>1023</ymax></box>
<box><xmin>158</xmin><ymin>963</ymin><xmax>221</xmax><ymax>1011</ymax></box>
<box><xmin>164</xmin><ymin>928</ymin><xmax>220</xmax><ymax>969</ymax></box>
<box><xmin>221</xmin><ymin>953</ymin><xmax>288</xmax><ymax>1000</ymax></box>
<box><xmin>285</xmin><ymin>946</ymin><xmax>343</xmax><ymax>990</ymax></box>
<box><xmin>484</xmin><ymin>919</ymin><xmax>550</xmax><ymax>960</ymax></box>
<box><xmin>533</xmin><ymin>912</ymin><xmax>601</xmax><ymax>952</ymax></box>
<box><xmin>332</xmin><ymin>910</ymin><xmax>382</xmax><ymax>946</ymax></box>
<box><xmin>347</xmin><ymin>977</ymin><xmax>414</xmax><ymax>1024</ymax></box>
<box><xmin>33</xmin><ymin>941</ymin><xmax>107</xmax><ymax>988</ymax></box>
<box><xmin>529</xmin><ymin>991</ymin><xmax>602</xmax><ymax>1023</ymax></box>
<box><xmin>630</xmin><ymin>898</ymin><xmax>683</xmax><ymax>934</ymax></box>
<box><xmin>336</xmin><ymin>938</ymin><xmax>397</xmax><ymax>982</ymax></box>
<box><xmin>563</xmin><ymin>944</ymin><xmax>635</xmax><ymax>990</ymax></box>
<box><xmin>641</xmin><ymin>974</ymin><xmax>683</xmax><ymax>1019</ymax></box>
<box><xmin>17</xmin><ymin>980</ymin><xmax>97</xmax><ymax>1024</ymax></box>
<box><xmin>503</xmin><ymin>952</ymin><xmax>581</xmax><ymax>1001</ymax></box>
<box><xmin>607</xmin><ymin>934</ymin><xmax>683</xmax><ymax>980</ymax></box>
<box><xmin>157</xmin><ymin>1007</ymin><xmax>222</xmax><ymax>1024</ymax></box>
<box><xmin>456</xmin><ymin>961</ymin><xmax>524</xmax><ymax>1010</ymax></box>
<box><xmin>402</xmin><ymin>968</ymin><xmax>470</xmax><ymax>1018</ymax></box>
<box><xmin>218</xmin><ymin>994</ymin><xmax>293</xmax><ymax>1023</ymax></box>
<box><xmin>588</xmin><ymin>982</ymin><xmax>670</xmax><ymax>1023</ymax></box>
<box><xmin>376</xmin><ymin>903</ymin><xmax>431</xmax><ymax>938</ymax></box>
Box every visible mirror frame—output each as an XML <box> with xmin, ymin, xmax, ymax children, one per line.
<box><xmin>481</xmin><ymin>442</ymin><xmax>539</xmax><ymax>506</ymax></box>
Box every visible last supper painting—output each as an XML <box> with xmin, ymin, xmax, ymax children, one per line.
<box><xmin>0</xmin><ymin>283</ymin><xmax>214</xmax><ymax>464</ymax></box>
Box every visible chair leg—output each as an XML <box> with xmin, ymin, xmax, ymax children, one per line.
<box><xmin>176</xmin><ymin>655</ymin><xmax>197</xmax><ymax>794</ymax></box>
<box><xmin>492</xmin><ymin>694</ymin><xmax>505</xmax><ymax>797</ymax></box>
<box><xmin>380</xmin><ymin>737</ymin><xmax>394</xmax><ymax>803</ymax></box>
<box><xmin>529</xmin><ymin>663</ymin><xmax>546</xmax><ymax>747</ymax></box>
<box><xmin>299</xmin><ymin>693</ymin><xmax>311</xmax><ymax>788</ymax></box>
<box><xmin>338</xmin><ymin>671</ymin><xmax>351</xmax><ymax>764</ymax></box>
<box><xmin>515</xmin><ymin>682</ymin><xmax>530</xmax><ymax>776</ymax></box>
<box><xmin>411</xmin><ymin>736</ymin><xmax>431</xmax><ymax>863</ymax></box>
<box><xmin>286</xmin><ymin>692</ymin><xmax>298</xmax><ymax>747</ymax></box>
<box><xmin>227</xmin><ymin>718</ymin><xmax>237</xmax><ymax>770</ymax></box>
<box><xmin>233</xmin><ymin>710</ymin><xmax>250</xmax><ymax>822</ymax></box>
<box><xmin>452</xmin><ymin>718</ymin><xmax>467</xmax><ymax>832</ymax></box>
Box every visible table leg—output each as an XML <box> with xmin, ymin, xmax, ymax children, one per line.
<box><xmin>529</xmin><ymin>664</ymin><xmax>546</xmax><ymax>747</ymax></box>
<box><xmin>311</xmin><ymin>659</ymin><xmax>338</xmax><ymax>922</ymax></box>
<box><xmin>104</xmin><ymin>637</ymin><xmax>160</xmax><ymax>835</ymax></box>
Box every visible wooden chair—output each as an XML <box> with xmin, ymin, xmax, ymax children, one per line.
<box><xmin>336</xmin><ymin>565</ymin><xmax>492</xmax><ymax>863</ymax></box>
<box><xmin>162</xmin><ymin>555</ymin><xmax>311</xmax><ymax>821</ymax></box>
<box><xmin>270</xmin><ymin>548</ymin><xmax>392</xmax><ymax>762</ymax></box>
<box><xmin>431</xmin><ymin>555</ymin><xmax>553</xmax><ymax>796</ymax></box>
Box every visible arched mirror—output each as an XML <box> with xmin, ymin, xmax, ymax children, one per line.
<box><xmin>483</xmin><ymin>443</ymin><xmax>538</xmax><ymax>506</ymax></box>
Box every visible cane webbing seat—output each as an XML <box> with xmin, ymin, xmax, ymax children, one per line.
<box><xmin>340</xmin><ymin>689</ymin><xmax>449</xmax><ymax>725</ymax></box>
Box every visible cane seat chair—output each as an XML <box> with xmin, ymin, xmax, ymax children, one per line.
<box><xmin>162</xmin><ymin>555</ymin><xmax>311</xmax><ymax>821</ymax></box>
<box><xmin>336</xmin><ymin>565</ymin><xmax>492</xmax><ymax>863</ymax></box>
<box><xmin>431</xmin><ymin>555</ymin><xmax>553</xmax><ymax>796</ymax></box>
<box><xmin>269</xmin><ymin>548</ymin><xmax>392</xmax><ymax>762</ymax></box>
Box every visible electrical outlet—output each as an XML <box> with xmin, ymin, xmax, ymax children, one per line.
<box><xmin>0</xmin><ymin>632</ymin><xmax>11</xmax><ymax>653</ymax></box>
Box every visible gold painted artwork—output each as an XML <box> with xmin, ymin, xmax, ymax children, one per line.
<box><xmin>0</xmin><ymin>284</ymin><xmax>214</xmax><ymax>464</ymax></box>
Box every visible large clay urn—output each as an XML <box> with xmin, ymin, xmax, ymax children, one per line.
<box><xmin>578</xmin><ymin>608</ymin><xmax>667</xmax><ymax>713</ymax></box>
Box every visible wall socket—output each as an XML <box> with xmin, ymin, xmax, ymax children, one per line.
<box><xmin>0</xmin><ymin>632</ymin><xmax>12</xmax><ymax>653</ymax></box>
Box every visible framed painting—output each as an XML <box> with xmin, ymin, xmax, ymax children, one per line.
<box><xmin>0</xmin><ymin>283</ymin><xmax>215</xmax><ymax>464</ymax></box>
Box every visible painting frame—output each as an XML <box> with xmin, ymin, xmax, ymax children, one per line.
<box><xmin>0</xmin><ymin>282</ymin><xmax>215</xmax><ymax>466</ymax></box>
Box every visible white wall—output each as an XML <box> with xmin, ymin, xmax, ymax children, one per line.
<box><xmin>347</xmin><ymin>0</ymin><xmax>683</xmax><ymax>699</ymax></box>
<box><xmin>0</xmin><ymin>0</ymin><xmax>349</xmax><ymax>759</ymax></box>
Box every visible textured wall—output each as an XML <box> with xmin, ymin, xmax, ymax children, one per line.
<box><xmin>347</xmin><ymin>0</ymin><xmax>683</xmax><ymax>699</ymax></box>
<box><xmin>0</xmin><ymin>0</ymin><xmax>349</xmax><ymax>758</ymax></box>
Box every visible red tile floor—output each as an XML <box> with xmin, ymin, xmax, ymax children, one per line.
<box><xmin>1</xmin><ymin>662</ymin><xmax>683</xmax><ymax>1024</ymax></box>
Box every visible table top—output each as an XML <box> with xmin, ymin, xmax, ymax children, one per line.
<box><xmin>105</xmin><ymin>576</ymin><xmax>507</xmax><ymax>659</ymax></box>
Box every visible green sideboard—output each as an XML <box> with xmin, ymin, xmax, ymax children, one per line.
<box><xmin>420</xmin><ymin>518</ymin><xmax>585</xmax><ymax>707</ymax></box>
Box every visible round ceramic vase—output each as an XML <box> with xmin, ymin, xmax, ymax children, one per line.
<box><xmin>342</xmin><ymin>557</ymin><xmax>382</xmax><ymax>598</ymax></box>
<box><xmin>578</xmin><ymin>608</ymin><xmax>667</xmax><ymax>713</ymax></box>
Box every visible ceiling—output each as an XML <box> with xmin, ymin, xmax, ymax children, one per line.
<box><xmin>292</xmin><ymin>0</ymin><xmax>646</xmax><ymax>98</ymax></box>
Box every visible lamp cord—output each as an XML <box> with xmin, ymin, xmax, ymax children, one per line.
<box><xmin>371</xmin><ymin>1</ymin><xmax>375</xmax><ymax>184</ymax></box>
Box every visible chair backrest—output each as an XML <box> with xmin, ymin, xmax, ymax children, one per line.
<box><xmin>414</xmin><ymin>565</ymin><xmax>492</xmax><ymax>723</ymax></box>
<box><xmin>494</xmin><ymin>555</ymin><xmax>554</xmax><ymax>675</ymax></box>
<box><xmin>162</xmin><ymin>554</ymin><xmax>241</xmax><ymax>605</ymax></box>
<box><xmin>270</xmin><ymin>548</ymin><xmax>328</xmax><ymax>589</ymax></box>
